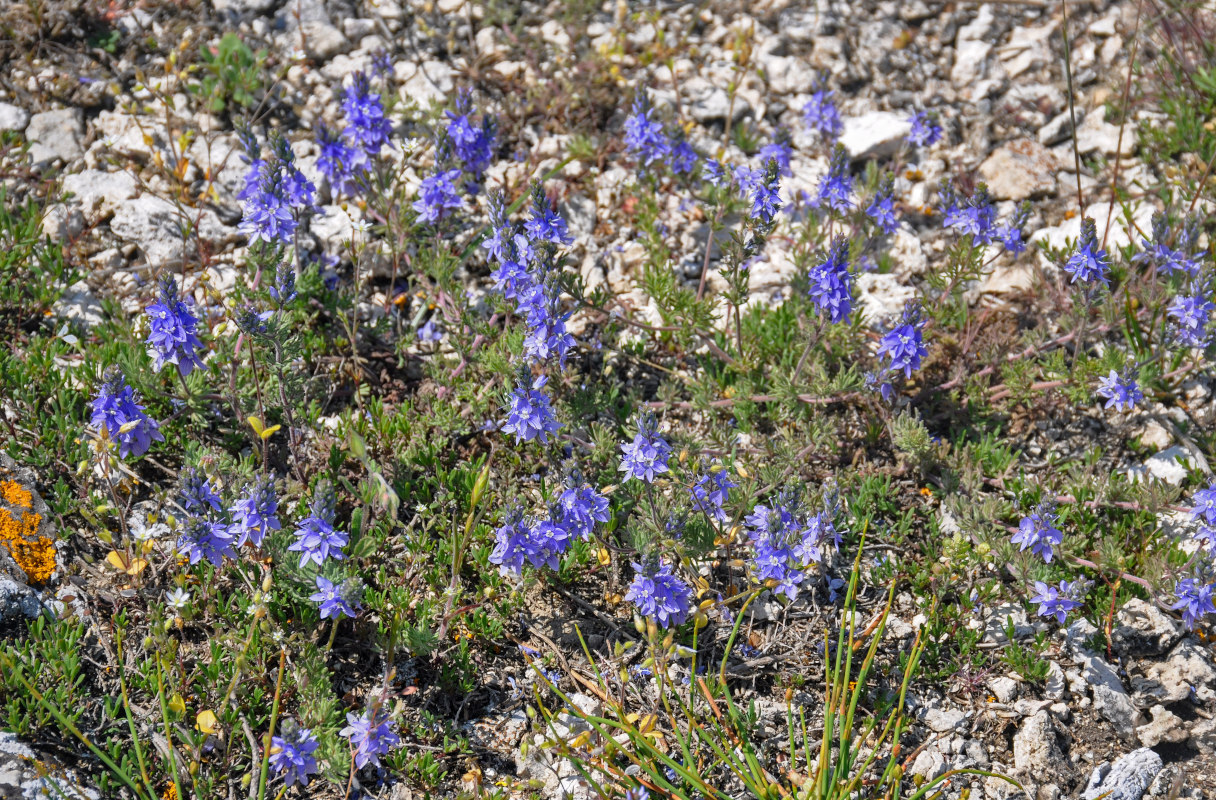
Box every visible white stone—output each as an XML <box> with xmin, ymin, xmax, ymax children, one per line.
<box><xmin>26</xmin><ymin>108</ymin><xmax>84</xmax><ymax>167</ymax></box>
<box><xmin>60</xmin><ymin>170</ymin><xmax>138</xmax><ymax>218</ymax></box>
<box><xmin>839</xmin><ymin>112</ymin><xmax>912</xmax><ymax>161</ymax></box>
<box><xmin>1128</xmin><ymin>445</ymin><xmax>1194</xmax><ymax>486</ymax></box>
<box><xmin>855</xmin><ymin>272</ymin><xmax>916</xmax><ymax>326</ymax></box>
<box><xmin>109</xmin><ymin>195</ymin><xmax>231</xmax><ymax>266</ymax></box>
<box><xmin>1075</xmin><ymin>108</ymin><xmax>1135</xmax><ymax>156</ymax></box>
<box><xmin>978</xmin><ymin>139</ymin><xmax>1058</xmax><ymax>201</ymax></box>
<box><xmin>0</xmin><ymin>102</ymin><xmax>29</xmax><ymax>132</ymax></box>
<box><xmin>52</xmin><ymin>282</ymin><xmax>105</xmax><ymax>329</ymax></box>
<box><xmin>889</xmin><ymin>228</ymin><xmax>928</xmax><ymax>277</ymax></box>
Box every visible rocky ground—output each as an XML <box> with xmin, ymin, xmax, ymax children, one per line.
<box><xmin>2</xmin><ymin>0</ymin><xmax>1216</xmax><ymax>797</ymax></box>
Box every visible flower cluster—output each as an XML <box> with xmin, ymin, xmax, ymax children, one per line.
<box><xmin>230</xmin><ymin>477</ymin><xmax>280</xmax><ymax>547</ymax></box>
<box><xmin>1167</xmin><ymin>290</ymin><xmax>1213</xmax><ymax>348</ymax></box>
<box><xmin>340</xmin><ymin>706</ymin><xmax>400</xmax><ymax>770</ymax></box>
<box><xmin>1029</xmin><ymin>580</ymin><xmax>1083</xmax><ymax>624</ymax></box>
<box><xmin>289</xmin><ymin>487</ymin><xmax>347</xmax><ymax>568</ymax></box>
<box><xmin>1190</xmin><ymin>481</ymin><xmax>1216</xmax><ymax>555</ymax></box>
<box><xmin>1062</xmin><ymin>218</ymin><xmax>1111</xmax><ymax>287</ymax></box>
<box><xmin>812</xmin><ymin>145</ymin><xmax>853</xmax><ymax>212</ymax></box>
<box><xmin>412</xmin><ymin>168</ymin><xmax>464</xmax><ymax>224</ymax></box>
<box><xmin>807</xmin><ymin>236</ymin><xmax>853</xmax><ymax>324</ymax></box>
<box><xmin>310</xmin><ymin>575</ymin><xmax>363</xmax><ymax>620</ymax></box>
<box><xmin>239</xmin><ymin>134</ymin><xmax>317</xmax><ymax>247</ymax></box>
<box><xmin>490</xmin><ymin>473</ymin><xmax>610</xmax><ymax>578</ymax></box>
<box><xmin>625</xmin><ymin>558</ymin><xmax>695</xmax><ymax>628</ymax></box>
<box><xmin>446</xmin><ymin>89</ymin><xmax>497</xmax><ymax>183</ymax></box>
<box><xmin>690</xmin><ymin>463</ymin><xmax>736</xmax><ymax>524</ymax></box>
<box><xmin>145</xmin><ymin>276</ymin><xmax>205</xmax><ymax>377</ymax></box>
<box><xmin>1096</xmin><ymin>370</ymin><xmax>1143</xmax><ymax>412</ymax></box>
<box><xmin>876</xmin><ymin>302</ymin><xmax>929</xmax><ymax>379</ymax></box>
<box><xmin>745</xmin><ymin>488</ymin><xmax>840</xmax><ymax>602</ymax></box>
<box><xmin>1133</xmin><ymin>213</ymin><xmax>1201</xmax><ymax>278</ymax></box>
<box><xmin>623</xmin><ymin>91</ymin><xmax>672</xmax><ymax>169</ymax></box>
<box><xmin>865</xmin><ymin>172</ymin><xmax>898</xmax><ymax>234</ymax></box>
<box><xmin>1011</xmin><ymin>502</ymin><xmax>1063</xmax><ymax>563</ymax></box>
<box><xmin>619</xmin><ymin>415</ymin><xmax>672</xmax><ymax>483</ymax></box>
<box><xmin>501</xmin><ymin>374</ymin><xmax>562</xmax><ymax>443</ymax></box>
<box><xmin>802</xmin><ymin>85</ymin><xmax>842</xmax><ymax>141</ymax></box>
<box><xmin>269</xmin><ymin>722</ymin><xmax>320</xmax><ymax>788</ymax></box>
<box><xmin>1172</xmin><ymin>577</ymin><xmax>1215</xmax><ymax>630</ymax></box>
<box><xmin>939</xmin><ymin>182</ymin><xmax>1028</xmax><ymax>252</ymax></box>
<box><xmin>906</xmin><ymin>111</ymin><xmax>942</xmax><ymax>148</ymax></box>
<box><xmin>90</xmin><ymin>368</ymin><xmax>163</xmax><ymax>459</ymax></box>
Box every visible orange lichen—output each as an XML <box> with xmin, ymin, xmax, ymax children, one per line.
<box><xmin>0</xmin><ymin>507</ymin><xmax>55</xmax><ymax>585</ymax></box>
<box><xmin>0</xmin><ymin>479</ymin><xmax>32</xmax><ymax>509</ymax></box>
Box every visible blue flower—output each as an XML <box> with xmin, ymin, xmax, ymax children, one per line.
<box><xmin>491</xmin><ymin>258</ymin><xmax>533</xmax><ymax>301</ymax></box>
<box><xmin>522</xmin><ymin>296</ymin><xmax>576</xmax><ymax>367</ymax></box>
<box><xmin>239</xmin><ymin>137</ymin><xmax>316</xmax><ymax>247</ymax></box>
<box><xmin>1191</xmin><ymin>481</ymin><xmax>1216</xmax><ymax>525</ymax></box>
<box><xmin>623</xmin><ymin>92</ymin><xmax>671</xmax><ymax>168</ymax></box>
<box><xmin>1011</xmin><ymin>502</ymin><xmax>1063</xmax><ymax>563</ymax></box>
<box><xmin>757</xmin><ymin>139</ymin><xmax>793</xmax><ymax>177</ymax></box>
<box><xmin>619</xmin><ymin>415</ymin><xmax>671</xmax><ymax>483</ymax></box>
<box><xmin>417</xmin><ymin>318</ymin><xmax>443</xmax><ymax>342</ymax></box>
<box><xmin>744</xmin><ymin>489</ymin><xmax>836</xmax><ymax>602</ymax></box>
<box><xmin>341</xmin><ymin>72</ymin><xmax>393</xmax><ymax>154</ymax></box>
<box><xmin>807</xmin><ymin>236</ymin><xmax>853</xmax><ymax>324</ymax></box>
<box><xmin>524</xmin><ymin>188</ymin><xmax>572</xmax><ymax>245</ymax></box>
<box><xmin>941</xmin><ymin>182</ymin><xmax>997</xmax><ymax>244</ymax></box>
<box><xmin>179</xmin><ymin>468</ymin><xmax>222</xmax><ymax>517</ymax></box>
<box><xmin>906</xmin><ymin>111</ymin><xmax>942</xmax><ymax>148</ymax></box>
<box><xmin>269</xmin><ymin>722</ymin><xmax>320</xmax><ymax>789</ymax></box>
<box><xmin>412</xmin><ymin>168</ymin><xmax>464</xmax><ymax>224</ymax></box>
<box><xmin>993</xmin><ymin>201</ymin><xmax>1031</xmax><ymax>255</ymax></box>
<box><xmin>1171</xmin><ymin>577</ymin><xmax>1215</xmax><ymax>630</ymax></box>
<box><xmin>1096</xmin><ymin>370</ymin><xmax>1143</xmax><ymax>412</ymax></box>
<box><xmin>341</xmin><ymin>706</ymin><xmax>400</xmax><ymax>770</ymax></box>
<box><xmin>747</xmin><ymin>162</ymin><xmax>783</xmax><ymax>223</ymax></box>
<box><xmin>671</xmin><ymin>137</ymin><xmax>699</xmax><ymax>174</ymax></box>
<box><xmin>289</xmin><ymin>490</ymin><xmax>348</xmax><ymax>568</ymax></box>
<box><xmin>316</xmin><ymin>123</ymin><xmax>363</xmax><ymax>196</ymax></box>
<box><xmin>690</xmin><ymin>463</ymin><xmax>736</xmax><ymax>524</ymax></box>
<box><xmin>501</xmin><ymin>375</ymin><xmax>562</xmax><ymax>444</ymax></box>
<box><xmin>1029</xmin><ymin>580</ymin><xmax>1083</xmax><ymax>624</ymax></box>
<box><xmin>701</xmin><ymin>159</ymin><xmax>729</xmax><ymax>188</ymax></box>
<box><xmin>231</xmin><ymin>478</ymin><xmax>280</xmax><ymax>547</ymax></box>
<box><xmin>310</xmin><ymin>575</ymin><xmax>362</xmax><ymax>620</ymax></box>
<box><xmin>446</xmin><ymin>90</ymin><xmax>497</xmax><ymax>177</ymax></box>
<box><xmin>90</xmin><ymin>368</ymin><xmax>164</xmax><ymax>458</ymax></box>
<box><xmin>1133</xmin><ymin>213</ymin><xmax>1200</xmax><ymax>278</ymax></box>
<box><xmin>145</xmin><ymin>276</ymin><xmax>205</xmax><ymax>377</ymax></box>
<box><xmin>556</xmin><ymin>479</ymin><xmax>610</xmax><ymax>539</ymax></box>
<box><xmin>1167</xmin><ymin>292</ymin><xmax>1213</xmax><ymax>347</ymax></box>
<box><xmin>1062</xmin><ymin>218</ymin><xmax>1111</xmax><ymax>287</ymax></box>
<box><xmin>812</xmin><ymin>146</ymin><xmax>853</xmax><ymax>212</ymax></box>
<box><xmin>625</xmin><ymin>560</ymin><xmax>694</xmax><ymax>628</ymax></box>
<box><xmin>876</xmin><ymin>302</ymin><xmax>929</xmax><ymax>379</ymax></box>
<box><xmin>802</xmin><ymin>87</ymin><xmax>842</xmax><ymax>141</ymax></box>
<box><xmin>490</xmin><ymin>506</ymin><xmax>537</xmax><ymax>575</ymax></box>
<box><xmin>865</xmin><ymin>173</ymin><xmax>899</xmax><ymax>234</ymax></box>
<box><xmin>177</xmin><ymin>518</ymin><xmax>236</xmax><ymax>567</ymax></box>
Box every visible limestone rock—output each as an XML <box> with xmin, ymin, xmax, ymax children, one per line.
<box><xmin>1082</xmin><ymin>748</ymin><xmax>1163</xmax><ymax>800</ymax></box>
<box><xmin>977</xmin><ymin>139</ymin><xmax>1058</xmax><ymax>201</ymax></box>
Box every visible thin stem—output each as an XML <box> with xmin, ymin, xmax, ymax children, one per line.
<box><xmin>1060</xmin><ymin>0</ymin><xmax>1085</xmax><ymax>212</ymax></box>
<box><xmin>257</xmin><ymin>650</ymin><xmax>287</xmax><ymax>800</ymax></box>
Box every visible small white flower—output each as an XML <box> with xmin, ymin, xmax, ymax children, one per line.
<box><xmin>352</xmin><ymin>219</ymin><xmax>373</xmax><ymax>235</ymax></box>
<box><xmin>129</xmin><ymin>513</ymin><xmax>168</xmax><ymax>544</ymax></box>
<box><xmin>165</xmin><ymin>588</ymin><xmax>191</xmax><ymax>611</ymax></box>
